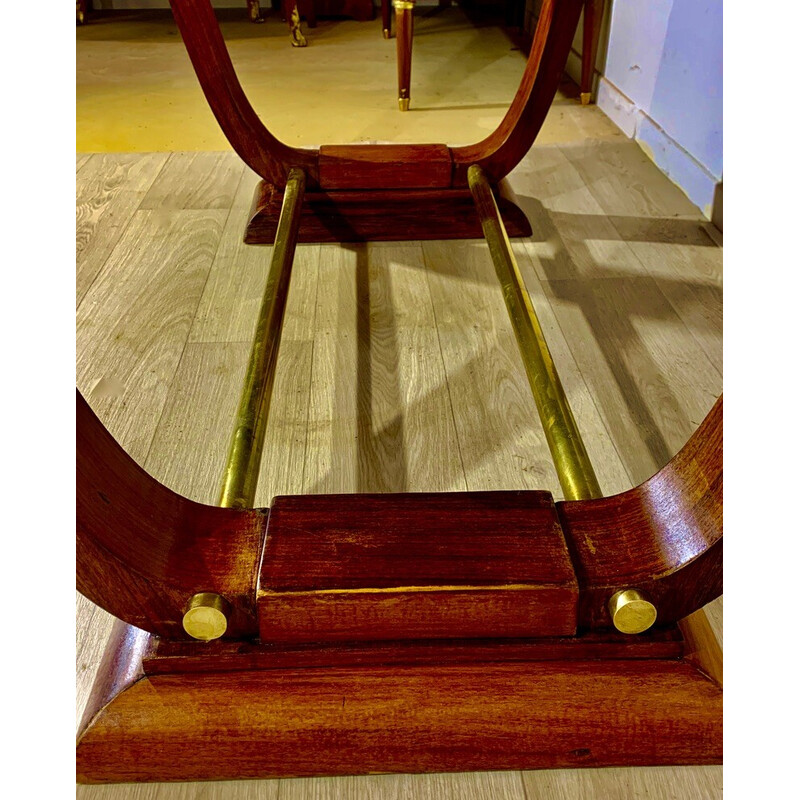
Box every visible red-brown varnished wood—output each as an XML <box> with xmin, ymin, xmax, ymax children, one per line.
<box><xmin>558</xmin><ymin>396</ymin><xmax>723</xmax><ymax>630</ymax></box>
<box><xmin>319</xmin><ymin>144</ymin><xmax>452</xmax><ymax>190</ymax></box>
<box><xmin>167</xmin><ymin>0</ymin><xmax>319</xmax><ymax>187</ymax></box>
<box><xmin>257</xmin><ymin>492</ymin><xmax>578</xmax><ymax>642</ymax></box>
<box><xmin>580</xmin><ymin>0</ymin><xmax>606</xmax><ymax>102</ymax></box>
<box><xmin>165</xmin><ymin>0</ymin><xmax>584</xmax><ymax>193</ymax></box>
<box><xmin>77</xmin><ymin>644</ymin><xmax>722</xmax><ymax>783</ymax></box>
<box><xmin>143</xmin><ymin>627</ymin><xmax>685</xmax><ymax>676</ymax></box>
<box><xmin>76</xmin><ymin>391</ymin><xmax>268</xmax><ymax>639</ymax></box>
<box><xmin>78</xmin><ymin>619</ymin><xmax>151</xmax><ymax>735</ymax></box>
<box><xmin>244</xmin><ymin>181</ymin><xmax>533</xmax><ymax>243</ymax></box>
<box><xmin>451</xmin><ymin>0</ymin><xmax>585</xmax><ymax>185</ymax></box>
<box><xmin>395</xmin><ymin>1</ymin><xmax>414</xmax><ymax>108</ymax></box>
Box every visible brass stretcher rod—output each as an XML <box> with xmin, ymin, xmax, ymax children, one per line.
<box><xmin>468</xmin><ymin>166</ymin><xmax>658</xmax><ymax>633</ymax></box>
<box><xmin>468</xmin><ymin>165</ymin><xmax>602</xmax><ymax>503</ymax></box>
<box><xmin>218</xmin><ymin>168</ymin><xmax>306</xmax><ymax>509</ymax></box>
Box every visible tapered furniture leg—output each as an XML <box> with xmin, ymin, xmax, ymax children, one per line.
<box><xmin>580</xmin><ymin>0</ymin><xmax>605</xmax><ymax>104</ymax></box>
<box><xmin>301</xmin><ymin>0</ymin><xmax>317</xmax><ymax>28</ymax></box>
<box><xmin>77</xmin><ymin>0</ymin><xmax>87</xmax><ymax>24</ymax></box>
<box><xmin>247</xmin><ymin>0</ymin><xmax>264</xmax><ymax>22</ymax></box>
<box><xmin>285</xmin><ymin>0</ymin><xmax>308</xmax><ymax>46</ymax></box>
<box><xmin>395</xmin><ymin>0</ymin><xmax>415</xmax><ymax>110</ymax></box>
<box><xmin>382</xmin><ymin>0</ymin><xmax>391</xmax><ymax>38</ymax></box>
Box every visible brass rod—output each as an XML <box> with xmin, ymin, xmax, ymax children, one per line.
<box><xmin>218</xmin><ymin>168</ymin><xmax>306</xmax><ymax>508</ymax></box>
<box><xmin>467</xmin><ymin>164</ymin><xmax>602</xmax><ymax>501</ymax></box>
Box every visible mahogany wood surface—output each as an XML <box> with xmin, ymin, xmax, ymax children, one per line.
<box><xmin>244</xmin><ymin>181</ymin><xmax>534</xmax><ymax>242</ymax></box>
<box><xmin>451</xmin><ymin>0</ymin><xmax>584</xmax><ymax>184</ymax></box>
<box><xmin>143</xmin><ymin>628</ymin><xmax>685</xmax><ymax>675</ymax></box>
<box><xmin>77</xmin><ymin>621</ymin><xmax>722</xmax><ymax>783</ymax></box>
<box><xmin>168</xmin><ymin>0</ymin><xmax>319</xmax><ymax>186</ymax></box>
<box><xmin>558</xmin><ymin>396</ymin><xmax>723</xmax><ymax>629</ymax></box>
<box><xmin>381</xmin><ymin>0</ymin><xmax>391</xmax><ymax>35</ymax></box>
<box><xmin>258</xmin><ymin>491</ymin><xmax>577</xmax><ymax>642</ymax></box>
<box><xmin>78</xmin><ymin>619</ymin><xmax>150</xmax><ymax>736</ymax></box>
<box><xmin>166</xmin><ymin>0</ymin><xmax>584</xmax><ymax>190</ymax></box>
<box><xmin>76</xmin><ymin>391</ymin><xmax>268</xmax><ymax>639</ymax></box>
<box><xmin>77</xmin><ymin>392</ymin><xmax>721</xmax><ymax>639</ymax></box>
<box><xmin>319</xmin><ymin>144</ymin><xmax>452</xmax><ymax>190</ymax></box>
<box><xmin>395</xmin><ymin>1</ymin><xmax>414</xmax><ymax>108</ymax></box>
<box><xmin>580</xmin><ymin>0</ymin><xmax>606</xmax><ymax>101</ymax></box>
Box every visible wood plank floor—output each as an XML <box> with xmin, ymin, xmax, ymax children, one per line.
<box><xmin>76</xmin><ymin>139</ymin><xmax>722</xmax><ymax>798</ymax></box>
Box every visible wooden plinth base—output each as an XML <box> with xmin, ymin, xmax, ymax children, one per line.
<box><xmin>244</xmin><ymin>181</ymin><xmax>533</xmax><ymax>244</ymax></box>
<box><xmin>77</xmin><ymin>619</ymin><xmax>722</xmax><ymax>784</ymax></box>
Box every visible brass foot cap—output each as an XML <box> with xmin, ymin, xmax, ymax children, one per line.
<box><xmin>383</xmin><ymin>28</ymin><xmax>391</xmax><ymax>39</ymax></box>
<box><xmin>608</xmin><ymin>589</ymin><xmax>657</xmax><ymax>634</ymax></box>
<box><xmin>580</xmin><ymin>92</ymin><xmax>592</xmax><ymax>106</ymax></box>
<box><xmin>398</xmin><ymin>97</ymin><xmax>410</xmax><ymax>112</ymax></box>
<box><xmin>183</xmin><ymin>592</ymin><xmax>229</xmax><ymax>641</ymax></box>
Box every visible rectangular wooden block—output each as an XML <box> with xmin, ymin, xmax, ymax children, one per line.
<box><xmin>258</xmin><ymin>491</ymin><xmax>578</xmax><ymax>643</ymax></box>
<box><xmin>245</xmin><ymin>182</ymin><xmax>533</xmax><ymax>243</ymax></box>
<box><xmin>319</xmin><ymin>144</ymin><xmax>452</xmax><ymax>189</ymax></box>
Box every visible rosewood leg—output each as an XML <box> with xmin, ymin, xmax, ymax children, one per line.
<box><xmin>285</xmin><ymin>0</ymin><xmax>308</xmax><ymax>47</ymax></box>
<box><xmin>382</xmin><ymin>0</ymin><xmax>391</xmax><ymax>38</ymax></box>
<box><xmin>300</xmin><ymin>0</ymin><xmax>317</xmax><ymax>28</ymax></box>
<box><xmin>77</xmin><ymin>0</ymin><xmax>87</xmax><ymax>24</ymax></box>
<box><xmin>247</xmin><ymin>0</ymin><xmax>265</xmax><ymax>23</ymax></box>
<box><xmin>580</xmin><ymin>0</ymin><xmax>605</xmax><ymax>104</ymax></box>
<box><xmin>395</xmin><ymin>0</ymin><xmax>415</xmax><ymax>111</ymax></box>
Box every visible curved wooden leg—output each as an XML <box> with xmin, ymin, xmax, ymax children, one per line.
<box><xmin>382</xmin><ymin>0</ymin><xmax>391</xmax><ymax>38</ymax></box>
<box><xmin>247</xmin><ymin>0</ymin><xmax>265</xmax><ymax>23</ymax></box>
<box><xmin>580</xmin><ymin>0</ymin><xmax>605</xmax><ymax>104</ymax></box>
<box><xmin>394</xmin><ymin>0</ymin><xmax>415</xmax><ymax>111</ymax></box>
<box><xmin>286</xmin><ymin>0</ymin><xmax>308</xmax><ymax>47</ymax></box>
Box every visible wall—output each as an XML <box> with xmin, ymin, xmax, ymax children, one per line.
<box><xmin>526</xmin><ymin>0</ymin><xmax>722</xmax><ymax>220</ymax></box>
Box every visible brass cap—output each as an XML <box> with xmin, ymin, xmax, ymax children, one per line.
<box><xmin>580</xmin><ymin>92</ymin><xmax>592</xmax><ymax>106</ymax></box>
<box><xmin>182</xmin><ymin>592</ymin><xmax>228</xmax><ymax>641</ymax></box>
<box><xmin>398</xmin><ymin>97</ymin><xmax>410</xmax><ymax>112</ymax></box>
<box><xmin>383</xmin><ymin>28</ymin><xmax>391</xmax><ymax>40</ymax></box>
<box><xmin>608</xmin><ymin>589</ymin><xmax>657</xmax><ymax>634</ymax></box>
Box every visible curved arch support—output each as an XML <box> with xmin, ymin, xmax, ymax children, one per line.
<box><xmin>558</xmin><ymin>396</ymin><xmax>723</xmax><ymax>630</ymax></box>
<box><xmin>77</xmin><ymin>393</ymin><xmax>722</xmax><ymax>641</ymax></box>
<box><xmin>451</xmin><ymin>0</ymin><xmax>585</xmax><ymax>185</ymax></box>
<box><xmin>168</xmin><ymin>0</ymin><xmax>319</xmax><ymax>186</ymax></box>
<box><xmin>167</xmin><ymin>0</ymin><xmax>585</xmax><ymax>191</ymax></box>
<box><xmin>76</xmin><ymin>391</ymin><xmax>268</xmax><ymax>639</ymax></box>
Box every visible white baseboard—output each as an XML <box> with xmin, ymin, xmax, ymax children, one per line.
<box><xmin>596</xmin><ymin>76</ymin><xmax>720</xmax><ymax>219</ymax></box>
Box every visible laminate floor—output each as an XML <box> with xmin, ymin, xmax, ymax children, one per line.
<box><xmin>76</xmin><ymin>12</ymin><xmax>722</xmax><ymax>800</ymax></box>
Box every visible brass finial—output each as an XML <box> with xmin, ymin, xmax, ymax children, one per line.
<box><xmin>608</xmin><ymin>589</ymin><xmax>657</xmax><ymax>634</ymax></box>
<box><xmin>182</xmin><ymin>592</ymin><xmax>229</xmax><ymax>641</ymax></box>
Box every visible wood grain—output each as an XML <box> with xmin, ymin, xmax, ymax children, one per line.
<box><xmin>77</xmin><ymin>392</ymin><xmax>268</xmax><ymax>638</ymax></box>
<box><xmin>144</xmin><ymin>628</ymin><xmax>684</xmax><ymax>675</ymax></box>
<box><xmin>77</xmin><ymin>653</ymin><xmax>721</xmax><ymax>783</ymax></box>
<box><xmin>258</xmin><ymin>491</ymin><xmax>578</xmax><ymax>642</ymax></box>
<box><xmin>77</xmin><ymin>133</ymin><xmax>723</xmax><ymax>794</ymax></box>
<box><xmin>319</xmin><ymin>144</ymin><xmax>451</xmax><ymax>190</ymax></box>
<box><xmin>558</xmin><ymin>396</ymin><xmax>722</xmax><ymax>628</ymax></box>
<box><xmin>558</xmin><ymin>141</ymin><xmax>722</xmax><ymax>367</ymax></box>
<box><xmin>139</xmin><ymin>150</ymin><xmax>243</xmax><ymax>210</ymax></box>
<box><xmin>245</xmin><ymin>182</ymin><xmax>532</xmax><ymax>243</ymax></box>
<box><xmin>76</xmin><ymin>208</ymin><xmax>226</xmax><ymax>462</ymax></box>
<box><xmin>422</xmin><ymin>238</ymin><xmax>561</xmax><ymax>493</ymax></box>
<box><xmin>76</xmin><ymin>152</ymin><xmax>168</xmax><ymax>306</ymax></box>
